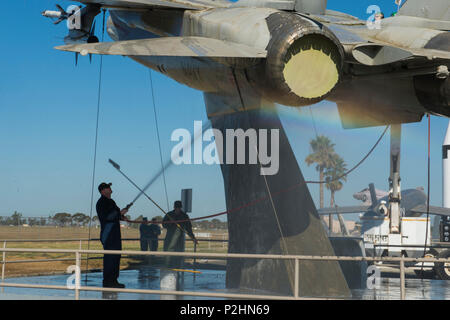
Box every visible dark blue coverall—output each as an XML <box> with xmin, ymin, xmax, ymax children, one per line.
<box><xmin>140</xmin><ymin>223</ymin><xmax>161</xmax><ymax>251</ymax></box>
<box><xmin>149</xmin><ymin>224</ymin><xmax>161</xmax><ymax>251</ymax></box>
<box><xmin>96</xmin><ymin>195</ymin><xmax>122</xmax><ymax>284</ymax></box>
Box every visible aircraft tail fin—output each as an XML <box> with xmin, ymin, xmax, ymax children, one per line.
<box><xmin>397</xmin><ymin>0</ymin><xmax>449</xmax><ymax>21</ymax></box>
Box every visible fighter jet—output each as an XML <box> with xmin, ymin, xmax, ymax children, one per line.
<box><xmin>41</xmin><ymin>0</ymin><xmax>450</xmax><ymax>297</ymax></box>
<box><xmin>318</xmin><ymin>183</ymin><xmax>450</xmax><ymax>218</ymax></box>
<box><xmin>43</xmin><ymin>0</ymin><xmax>449</xmax><ymax>127</ymax></box>
<box><xmin>319</xmin><ymin>183</ymin><xmax>449</xmax><ymax>238</ymax></box>
<box><xmin>353</xmin><ymin>187</ymin><xmax>388</xmax><ymax>205</ymax></box>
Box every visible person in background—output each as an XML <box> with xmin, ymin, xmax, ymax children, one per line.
<box><xmin>139</xmin><ymin>217</ymin><xmax>153</xmax><ymax>251</ymax></box>
<box><xmin>162</xmin><ymin>201</ymin><xmax>198</xmax><ymax>268</ymax></box>
<box><xmin>149</xmin><ymin>218</ymin><xmax>161</xmax><ymax>252</ymax></box>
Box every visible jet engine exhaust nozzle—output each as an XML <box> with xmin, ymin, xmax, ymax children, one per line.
<box><xmin>256</xmin><ymin>12</ymin><xmax>344</xmax><ymax>107</ymax></box>
<box><xmin>282</xmin><ymin>34</ymin><xmax>342</xmax><ymax>100</ymax></box>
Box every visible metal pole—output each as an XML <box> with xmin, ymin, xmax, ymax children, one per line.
<box><xmin>193</xmin><ymin>241</ymin><xmax>197</xmax><ymax>267</ymax></box>
<box><xmin>1</xmin><ymin>241</ymin><xmax>6</xmax><ymax>293</ymax></box>
<box><xmin>389</xmin><ymin>124</ymin><xmax>402</xmax><ymax>234</ymax></box>
<box><xmin>329</xmin><ymin>214</ymin><xmax>332</xmax><ymax>234</ymax></box>
<box><xmin>294</xmin><ymin>258</ymin><xmax>299</xmax><ymax>299</ymax></box>
<box><xmin>75</xmin><ymin>252</ymin><xmax>81</xmax><ymax>300</ymax></box>
<box><xmin>400</xmin><ymin>259</ymin><xmax>405</xmax><ymax>300</ymax></box>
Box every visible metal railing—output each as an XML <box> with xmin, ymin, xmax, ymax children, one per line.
<box><xmin>0</xmin><ymin>237</ymin><xmax>226</xmax><ymax>289</ymax></box>
<box><xmin>0</xmin><ymin>247</ymin><xmax>449</xmax><ymax>300</ymax></box>
<box><xmin>0</xmin><ymin>237</ymin><xmax>227</xmax><ymax>267</ymax></box>
<box><xmin>372</xmin><ymin>243</ymin><xmax>450</xmax><ymax>249</ymax></box>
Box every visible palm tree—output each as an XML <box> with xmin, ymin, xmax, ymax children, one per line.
<box><xmin>324</xmin><ymin>153</ymin><xmax>347</xmax><ymax>233</ymax></box>
<box><xmin>325</xmin><ymin>154</ymin><xmax>347</xmax><ymax>207</ymax></box>
<box><xmin>305</xmin><ymin>135</ymin><xmax>336</xmax><ymax>209</ymax></box>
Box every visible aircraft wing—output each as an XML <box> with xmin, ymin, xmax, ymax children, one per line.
<box><xmin>75</xmin><ymin>0</ymin><xmax>229</xmax><ymax>10</ymax></box>
<box><xmin>335</xmin><ymin>27</ymin><xmax>450</xmax><ymax>66</ymax></box>
<box><xmin>55</xmin><ymin>37</ymin><xmax>267</xmax><ymax>58</ymax></box>
<box><xmin>319</xmin><ymin>204</ymin><xmax>450</xmax><ymax>217</ymax></box>
<box><xmin>310</xmin><ymin>11</ymin><xmax>450</xmax><ymax>129</ymax></box>
<box><xmin>317</xmin><ymin>206</ymin><xmax>371</xmax><ymax>215</ymax></box>
<box><xmin>348</xmin><ymin>40</ymin><xmax>450</xmax><ymax>65</ymax></box>
<box><xmin>311</xmin><ymin>12</ymin><xmax>450</xmax><ymax>66</ymax></box>
<box><xmin>409</xmin><ymin>205</ymin><xmax>450</xmax><ymax>217</ymax></box>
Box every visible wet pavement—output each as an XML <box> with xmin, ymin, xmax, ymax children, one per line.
<box><xmin>0</xmin><ymin>266</ymin><xmax>449</xmax><ymax>300</ymax></box>
<box><xmin>352</xmin><ymin>277</ymin><xmax>450</xmax><ymax>300</ymax></box>
<box><xmin>0</xmin><ymin>266</ymin><xmax>227</xmax><ymax>300</ymax></box>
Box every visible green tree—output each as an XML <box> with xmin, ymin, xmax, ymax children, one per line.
<box><xmin>83</xmin><ymin>215</ymin><xmax>91</xmax><ymax>226</ymax></box>
<box><xmin>91</xmin><ymin>216</ymin><xmax>99</xmax><ymax>227</ymax></box>
<box><xmin>40</xmin><ymin>217</ymin><xmax>47</xmax><ymax>226</ymax></box>
<box><xmin>323</xmin><ymin>153</ymin><xmax>347</xmax><ymax>233</ymax></box>
<box><xmin>11</xmin><ymin>211</ymin><xmax>23</xmax><ymax>226</ymax></box>
<box><xmin>325</xmin><ymin>153</ymin><xmax>347</xmax><ymax>207</ymax></box>
<box><xmin>52</xmin><ymin>213</ymin><xmax>72</xmax><ymax>226</ymax></box>
<box><xmin>211</xmin><ymin>219</ymin><xmax>222</xmax><ymax>229</ymax></box>
<box><xmin>72</xmin><ymin>213</ymin><xmax>88</xmax><ymax>226</ymax></box>
<box><xmin>305</xmin><ymin>136</ymin><xmax>336</xmax><ymax>208</ymax></box>
<box><xmin>196</xmin><ymin>220</ymin><xmax>209</xmax><ymax>230</ymax></box>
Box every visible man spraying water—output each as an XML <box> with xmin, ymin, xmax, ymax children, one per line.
<box><xmin>96</xmin><ymin>182</ymin><xmax>131</xmax><ymax>288</ymax></box>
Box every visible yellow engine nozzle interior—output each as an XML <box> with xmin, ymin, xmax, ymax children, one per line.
<box><xmin>283</xmin><ymin>34</ymin><xmax>341</xmax><ymax>100</ymax></box>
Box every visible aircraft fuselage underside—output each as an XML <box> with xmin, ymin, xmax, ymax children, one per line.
<box><xmin>107</xmin><ymin>8</ymin><xmax>449</xmax><ymax>127</ymax></box>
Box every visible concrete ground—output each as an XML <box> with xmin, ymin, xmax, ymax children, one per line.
<box><xmin>0</xmin><ymin>265</ymin><xmax>228</xmax><ymax>300</ymax></box>
<box><xmin>1</xmin><ymin>261</ymin><xmax>449</xmax><ymax>300</ymax></box>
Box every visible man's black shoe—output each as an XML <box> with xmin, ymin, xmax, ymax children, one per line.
<box><xmin>113</xmin><ymin>281</ymin><xmax>126</xmax><ymax>288</ymax></box>
<box><xmin>103</xmin><ymin>281</ymin><xmax>126</xmax><ymax>288</ymax></box>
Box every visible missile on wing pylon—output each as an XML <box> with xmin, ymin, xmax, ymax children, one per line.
<box><xmin>41</xmin><ymin>10</ymin><xmax>62</xmax><ymax>19</ymax></box>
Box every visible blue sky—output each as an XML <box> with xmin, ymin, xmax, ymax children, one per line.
<box><xmin>0</xmin><ymin>0</ymin><xmax>448</xmax><ymax>222</ymax></box>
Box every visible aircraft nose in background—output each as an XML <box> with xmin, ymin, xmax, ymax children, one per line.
<box><xmin>353</xmin><ymin>189</ymin><xmax>368</xmax><ymax>202</ymax></box>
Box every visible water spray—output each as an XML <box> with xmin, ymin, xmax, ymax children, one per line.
<box><xmin>132</xmin><ymin>121</ymin><xmax>212</xmax><ymax>204</ymax></box>
<box><xmin>108</xmin><ymin>159</ymin><xmax>165</xmax><ymax>214</ymax></box>
<box><xmin>108</xmin><ymin>159</ymin><xmax>196</xmax><ymax>241</ymax></box>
